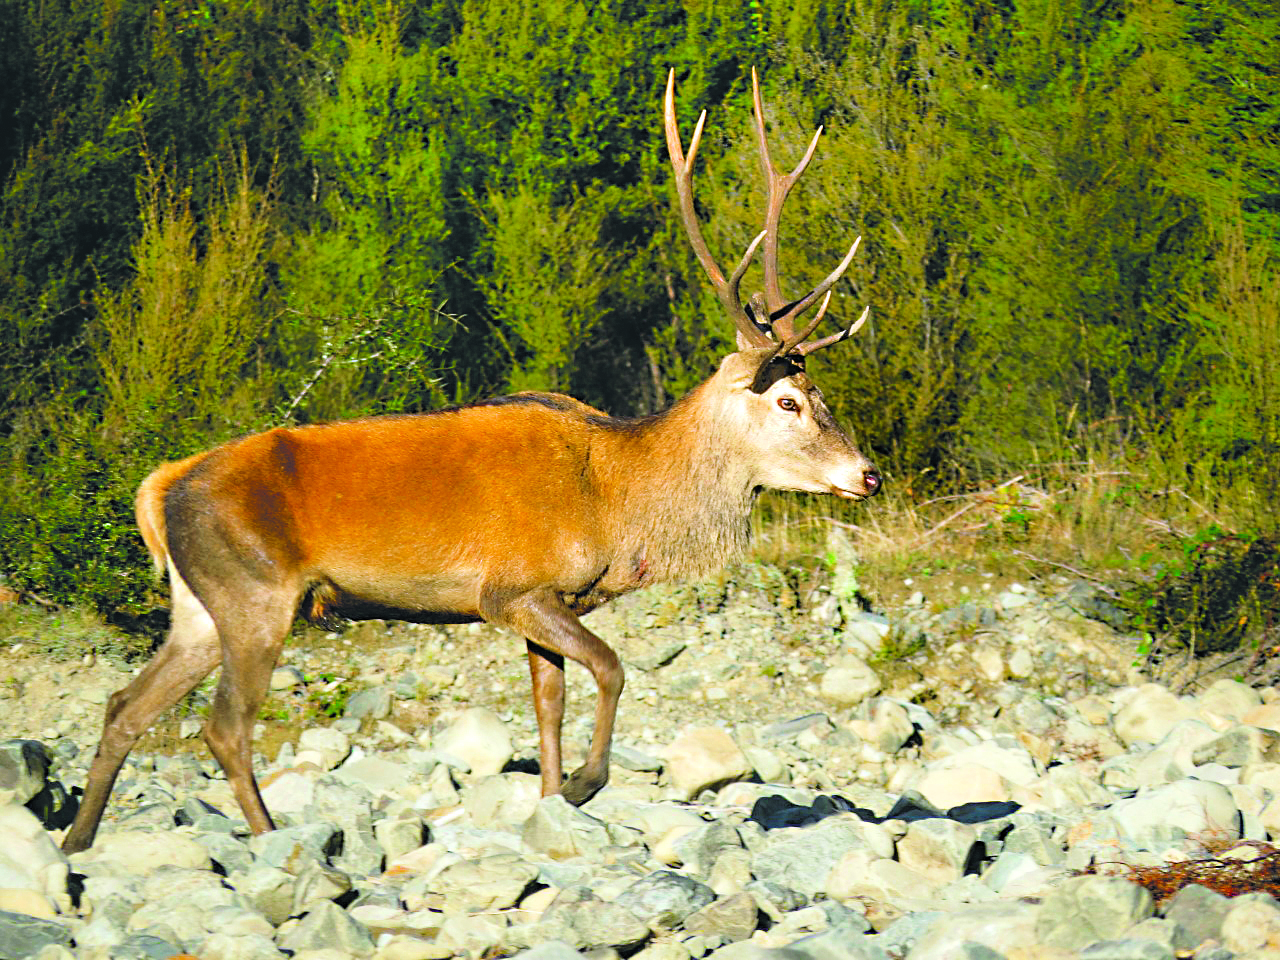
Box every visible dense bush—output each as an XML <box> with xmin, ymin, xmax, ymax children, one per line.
<box><xmin>1</xmin><ymin>0</ymin><xmax>1278</xmax><ymax>616</ymax></box>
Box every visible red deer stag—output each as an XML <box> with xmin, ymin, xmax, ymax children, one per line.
<box><xmin>61</xmin><ymin>68</ymin><xmax>880</xmax><ymax>853</ymax></box>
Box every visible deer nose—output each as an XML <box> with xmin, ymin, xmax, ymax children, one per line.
<box><xmin>864</xmin><ymin>468</ymin><xmax>882</xmax><ymax>495</ymax></box>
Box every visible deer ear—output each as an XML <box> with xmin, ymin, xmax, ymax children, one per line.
<box><xmin>735</xmin><ymin>330</ymin><xmax>759</xmax><ymax>352</ymax></box>
<box><xmin>718</xmin><ymin>351</ymin><xmax>762</xmax><ymax>389</ymax></box>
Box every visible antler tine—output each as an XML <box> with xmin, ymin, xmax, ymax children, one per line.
<box><xmin>665</xmin><ymin>69</ymin><xmax>773</xmax><ymax>350</ymax></box>
<box><xmin>752</xmin><ymin>66</ymin><xmax>824</xmax><ymax>336</ymax></box>
<box><xmin>769</xmin><ymin>234</ymin><xmax>862</xmax><ymax>343</ymax></box>
<box><xmin>794</xmin><ymin>303</ymin><xmax>871</xmax><ymax>357</ymax></box>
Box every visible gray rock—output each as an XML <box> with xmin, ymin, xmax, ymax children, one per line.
<box><xmin>195</xmin><ymin>832</ymin><xmax>255</xmax><ymax>875</ymax></box>
<box><xmin>752</xmin><ymin>817</ymin><xmax>883</xmax><ymax>899</ymax></box>
<box><xmin>0</xmin><ymin>740</ymin><xmax>51</xmax><ymax>806</ymax></box>
<box><xmin>75</xmin><ymin>913</ymin><xmax>127</xmax><ymax>953</ymax></box>
<box><xmin>70</xmin><ymin>829</ymin><xmax>211</xmax><ymax>876</ymax></box>
<box><xmin>297</xmin><ymin>727</ymin><xmax>351</xmax><ymax>770</ymax></box>
<box><xmin>248</xmin><ymin>822</ymin><xmax>342</xmax><ymax>871</ymax></box>
<box><xmin>745</xmin><ymin>880</ymin><xmax>808</xmax><ymax>922</ymax></box>
<box><xmin>204</xmin><ymin>904</ymin><xmax>274</xmax><ymax>939</ymax></box>
<box><xmin>1113</xmin><ymin>685</ymin><xmax>1193</xmax><ymax>747</ymax></box>
<box><xmin>1221</xmin><ymin>891</ymin><xmax>1280</xmax><ymax>956</ymax></box>
<box><xmin>436</xmin><ymin>911</ymin><xmax>509</xmax><ymax>957</ymax></box>
<box><xmin>1000</xmin><ymin>818</ymin><xmax>1065</xmax><ymax>866</ymax></box>
<box><xmin>334</xmin><ymin>754</ymin><xmax>413</xmax><ymax>796</ymax></box>
<box><xmin>612</xmin><ymin>743</ymin><xmax>665</xmax><ymax>773</ymax></box>
<box><xmin>1192</xmin><ymin>725</ymin><xmax>1280</xmax><ymax>767</ymax></box>
<box><xmin>290</xmin><ymin>859</ymin><xmax>353</xmax><ymax>914</ymax></box>
<box><xmin>303</xmin><ymin>780</ymin><xmax>384</xmax><ymax>876</ymax></box>
<box><xmin>903</xmin><ymin>903</ymin><xmax>1039</xmax><ymax>960</ymax></box>
<box><xmin>614</xmin><ymin>870</ymin><xmax>715</xmax><ymax>930</ymax></box>
<box><xmin>344</xmin><ymin>685</ymin><xmax>393</xmax><ymax>720</ymax></box>
<box><xmin>462</xmin><ymin>772</ymin><xmax>541</xmax><ymax>828</ymax></box>
<box><xmin>1106</xmin><ymin>779</ymin><xmax>1241</xmax><ymax>850</ymax></box>
<box><xmin>663</xmin><ymin>725</ymin><xmax>753</xmax><ymax>799</ymax></box>
<box><xmin>897</xmin><ymin>818</ymin><xmax>978</xmax><ymax>885</ymax></box>
<box><xmin>1162</xmin><ymin>883</ymin><xmax>1230</xmax><ymax>952</ymax></box>
<box><xmin>277</xmin><ymin>900</ymin><xmax>375</xmax><ymax>957</ymax></box>
<box><xmin>682</xmin><ymin>892</ymin><xmax>761</xmax><ymax>942</ymax></box>
<box><xmin>112</xmin><ymin>933</ymin><xmax>184</xmax><ymax>960</ymax></box>
<box><xmin>1077</xmin><ymin>940</ymin><xmax>1174</xmax><ymax>960</ymax></box>
<box><xmin>672</xmin><ymin>820</ymin><xmax>746</xmax><ymax>878</ymax></box>
<box><xmin>1035</xmin><ymin>875</ymin><xmax>1155</xmax><ymax>950</ymax></box>
<box><xmin>270</xmin><ymin>665</ymin><xmax>304</xmax><ymax>691</ymax></box>
<box><xmin>0</xmin><ymin>909</ymin><xmax>72</xmax><ymax>959</ymax></box>
<box><xmin>871</xmin><ymin>911</ymin><xmax>944</xmax><ymax>957</ymax></box>
<box><xmin>818</xmin><ymin>655</ymin><xmax>881</xmax><ymax>708</ymax></box>
<box><xmin>545</xmin><ymin>896</ymin><xmax>650</xmax><ymax>951</ymax></box>
<box><xmin>196</xmin><ymin>931</ymin><xmax>285</xmax><ymax>960</ymax></box>
<box><xmin>433</xmin><ymin>707</ymin><xmax>513</xmax><ymax>776</ymax></box>
<box><xmin>373</xmin><ymin>812</ymin><xmax>427</xmax><ymax>861</ymax></box>
<box><xmin>759</xmin><ymin>920</ymin><xmax>887</xmax><ymax>959</ymax></box>
<box><xmin>231</xmin><ymin>865</ymin><xmax>298</xmax><ymax>926</ymax></box>
<box><xmin>1197</xmin><ymin>678</ymin><xmax>1262</xmax><ymax>722</ymax></box>
<box><xmin>127</xmin><ymin>869</ymin><xmax>248</xmax><ymax>950</ymax></box>
<box><xmin>849</xmin><ymin>698</ymin><xmax>915</xmax><ymax>754</ymax></box>
<box><xmin>762</xmin><ymin>715</ymin><xmax>833</xmax><ymax>742</ymax></box>
<box><xmin>430</xmin><ymin>852</ymin><xmax>539</xmax><ymax>913</ymax></box>
<box><xmin>0</xmin><ymin>803</ymin><xmax>69</xmax><ymax>903</ymax></box>
<box><xmin>509</xmin><ymin>942</ymin><xmax>586</xmax><ymax>960</ymax></box>
<box><xmin>523</xmin><ymin>796</ymin><xmax>613</xmax><ymax>861</ymax></box>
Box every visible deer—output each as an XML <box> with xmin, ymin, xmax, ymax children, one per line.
<box><xmin>60</xmin><ymin>68</ymin><xmax>881</xmax><ymax>854</ymax></box>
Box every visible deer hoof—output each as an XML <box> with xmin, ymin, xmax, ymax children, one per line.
<box><xmin>561</xmin><ymin>765</ymin><xmax>607</xmax><ymax>806</ymax></box>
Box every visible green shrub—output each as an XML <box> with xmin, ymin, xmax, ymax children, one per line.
<box><xmin>1123</xmin><ymin>529</ymin><xmax>1280</xmax><ymax>656</ymax></box>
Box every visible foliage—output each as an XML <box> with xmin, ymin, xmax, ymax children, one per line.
<box><xmin>1123</xmin><ymin>529</ymin><xmax>1280</xmax><ymax>656</ymax></box>
<box><xmin>0</xmin><ymin>0</ymin><xmax>1279</xmax><ymax>626</ymax></box>
<box><xmin>281</xmin><ymin>0</ymin><xmax>453</xmax><ymax>418</ymax></box>
<box><xmin>95</xmin><ymin>151</ymin><xmax>276</xmax><ymax>428</ymax></box>
<box><xmin>475</xmin><ymin>183</ymin><xmax>615</xmax><ymax>393</ymax></box>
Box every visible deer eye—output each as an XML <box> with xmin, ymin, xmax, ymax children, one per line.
<box><xmin>777</xmin><ymin>396</ymin><xmax>800</xmax><ymax>413</ymax></box>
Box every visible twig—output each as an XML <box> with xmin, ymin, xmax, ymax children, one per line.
<box><xmin>1010</xmin><ymin>549</ymin><xmax>1119</xmax><ymax>595</ymax></box>
<box><xmin>1150</xmin><ymin>487</ymin><xmax>1230</xmax><ymax>530</ymax></box>
<box><xmin>910</xmin><ymin>501</ymin><xmax>980</xmax><ymax>546</ymax></box>
<box><xmin>278</xmin><ymin>311</ymin><xmax>389</xmax><ymax>425</ymax></box>
<box><xmin>819</xmin><ymin>517</ymin><xmax>895</xmax><ymax>545</ymax></box>
<box><xmin>916</xmin><ymin>475</ymin><xmax>1026</xmax><ymax>510</ymax></box>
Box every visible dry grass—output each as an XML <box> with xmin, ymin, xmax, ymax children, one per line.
<box><xmin>752</xmin><ymin>454</ymin><xmax>1260</xmax><ymax>611</ymax></box>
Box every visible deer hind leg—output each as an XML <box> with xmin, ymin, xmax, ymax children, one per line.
<box><xmin>201</xmin><ymin>592</ymin><xmax>296</xmax><ymax>836</ymax></box>
<box><xmin>487</xmin><ymin>588</ymin><xmax>624</xmax><ymax>806</ymax></box>
<box><xmin>62</xmin><ymin>564</ymin><xmax>220</xmax><ymax>853</ymax></box>
<box><xmin>527</xmin><ymin>641</ymin><xmax>566</xmax><ymax>797</ymax></box>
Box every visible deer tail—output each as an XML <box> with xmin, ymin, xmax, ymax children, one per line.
<box><xmin>134</xmin><ymin>452</ymin><xmax>212</xmax><ymax>577</ymax></box>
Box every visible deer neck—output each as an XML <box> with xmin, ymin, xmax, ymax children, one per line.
<box><xmin>598</xmin><ymin>378</ymin><xmax>756</xmax><ymax>583</ymax></box>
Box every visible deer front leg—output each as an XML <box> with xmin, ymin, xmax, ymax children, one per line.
<box><xmin>484</xmin><ymin>587</ymin><xmax>624</xmax><ymax>805</ymax></box>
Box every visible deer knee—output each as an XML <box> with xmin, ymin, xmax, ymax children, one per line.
<box><xmin>599</xmin><ymin>651</ymin><xmax>625</xmax><ymax>699</ymax></box>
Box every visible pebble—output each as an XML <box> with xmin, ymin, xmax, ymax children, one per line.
<box><xmin>431</xmin><ymin>707</ymin><xmax>513</xmax><ymax>777</ymax></box>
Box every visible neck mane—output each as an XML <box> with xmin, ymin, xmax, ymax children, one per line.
<box><xmin>592</xmin><ymin>377</ymin><xmax>755</xmax><ymax>583</ymax></box>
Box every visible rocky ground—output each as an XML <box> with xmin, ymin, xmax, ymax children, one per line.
<box><xmin>3</xmin><ymin>552</ymin><xmax>1280</xmax><ymax>960</ymax></box>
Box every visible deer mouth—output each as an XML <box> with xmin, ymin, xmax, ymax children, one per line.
<box><xmin>831</xmin><ymin>486</ymin><xmax>869</xmax><ymax>501</ymax></box>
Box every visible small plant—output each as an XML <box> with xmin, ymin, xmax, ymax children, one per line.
<box><xmin>868</xmin><ymin>628</ymin><xmax>928</xmax><ymax>665</ymax></box>
<box><xmin>305</xmin><ymin>672</ymin><xmax>357</xmax><ymax>720</ymax></box>
<box><xmin>1122</xmin><ymin>528</ymin><xmax>1280</xmax><ymax>658</ymax></box>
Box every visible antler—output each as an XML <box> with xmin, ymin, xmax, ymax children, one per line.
<box><xmin>665</xmin><ymin>68</ymin><xmax>868</xmax><ymax>369</ymax></box>
<box><xmin>748</xmin><ymin>67</ymin><xmax>867</xmax><ymax>359</ymax></box>
<box><xmin>665</xmin><ymin>70</ymin><xmax>772</xmax><ymax>350</ymax></box>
